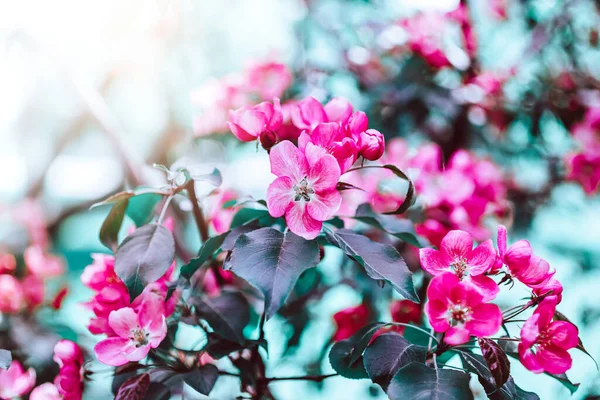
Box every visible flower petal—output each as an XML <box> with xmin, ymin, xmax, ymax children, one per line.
<box><xmin>324</xmin><ymin>97</ymin><xmax>353</xmax><ymax>123</ymax></box>
<box><xmin>497</xmin><ymin>225</ymin><xmax>507</xmax><ymax>257</ymax></box>
<box><xmin>307</xmin><ymin>190</ymin><xmax>341</xmax><ymax>221</ymax></box>
<box><xmin>537</xmin><ymin>345</ymin><xmax>573</xmax><ymax>375</ymax></box>
<box><xmin>547</xmin><ymin>321</ymin><xmax>579</xmax><ymax>350</ymax></box>
<box><xmin>467</xmin><ymin>303</ymin><xmax>502</xmax><ymax>337</ymax></box>
<box><xmin>266</xmin><ymin>176</ymin><xmax>294</xmax><ymax>218</ymax></box>
<box><xmin>504</xmin><ymin>239</ymin><xmax>532</xmax><ymax>268</ymax></box>
<box><xmin>94</xmin><ymin>337</ymin><xmax>130</xmax><ymax>366</ymax></box>
<box><xmin>468</xmin><ymin>275</ymin><xmax>500</xmax><ymax>302</ymax></box>
<box><xmin>108</xmin><ymin>307</ymin><xmax>139</xmax><ymax>338</ymax></box>
<box><xmin>518</xmin><ymin>343</ymin><xmax>544</xmax><ymax>374</ymax></box>
<box><xmin>269</xmin><ymin>141</ymin><xmax>308</xmax><ymax>180</ymax></box>
<box><xmin>444</xmin><ymin>326</ymin><xmax>471</xmax><ymax>345</ymax></box>
<box><xmin>419</xmin><ymin>248</ymin><xmax>448</xmax><ymax>275</ymax></box>
<box><xmin>425</xmin><ymin>300</ymin><xmax>450</xmax><ymax>333</ymax></box>
<box><xmin>440</xmin><ymin>230</ymin><xmax>473</xmax><ymax>262</ymax></box>
<box><xmin>285</xmin><ymin>202</ymin><xmax>322</xmax><ymax>240</ymax></box>
<box><xmin>308</xmin><ymin>153</ymin><xmax>341</xmax><ymax>192</ymax></box>
<box><xmin>468</xmin><ymin>240</ymin><xmax>496</xmax><ymax>275</ymax></box>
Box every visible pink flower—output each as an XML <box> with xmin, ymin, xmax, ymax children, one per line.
<box><xmin>332</xmin><ymin>304</ymin><xmax>369</xmax><ymax>342</ymax></box>
<box><xmin>86</xmin><ymin>284</ymin><xmax>130</xmax><ymax>336</ymax></box>
<box><xmin>419</xmin><ymin>230</ymin><xmax>499</xmax><ymax>301</ymax></box>
<box><xmin>0</xmin><ymin>274</ymin><xmax>24</xmax><ymax>314</ymax></box>
<box><xmin>401</xmin><ymin>13</ymin><xmax>451</xmax><ymax>69</ymax></box>
<box><xmin>94</xmin><ymin>302</ymin><xmax>167</xmax><ymax>366</ymax></box>
<box><xmin>0</xmin><ymin>360</ymin><xmax>36</xmax><ymax>399</ymax></box>
<box><xmin>425</xmin><ymin>273</ymin><xmax>502</xmax><ymax>345</ymax></box>
<box><xmin>518</xmin><ymin>298</ymin><xmax>578</xmax><ymax>374</ymax></box>
<box><xmin>228</xmin><ymin>99</ymin><xmax>283</xmax><ymax>142</ymax></box>
<box><xmin>496</xmin><ymin>226</ymin><xmax>553</xmax><ymax>287</ymax></box>
<box><xmin>81</xmin><ymin>254</ymin><xmax>119</xmax><ymax>292</ymax></box>
<box><xmin>266</xmin><ymin>140</ymin><xmax>342</xmax><ymax>240</ymax></box>
<box><xmin>24</xmin><ymin>246</ymin><xmax>64</xmax><ymax>278</ymax></box>
<box><xmin>21</xmin><ymin>275</ymin><xmax>45</xmax><ymax>310</ymax></box>
<box><xmin>0</xmin><ymin>253</ymin><xmax>16</xmax><ymax>274</ymax></box>
<box><xmin>30</xmin><ymin>383</ymin><xmax>61</xmax><ymax>400</ymax></box>
<box><xmin>358</xmin><ymin>129</ymin><xmax>385</xmax><ymax>161</ymax></box>
<box><xmin>245</xmin><ymin>61</ymin><xmax>292</xmax><ymax>100</ymax></box>
<box><xmin>53</xmin><ymin>340</ymin><xmax>84</xmax><ymax>400</ymax></box>
<box><xmin>324</xmin><ymin>97</ymin><xmax>354</xmax><ymax>124</ymax></box>
<box><xmin>565</xmin><ymin>152</ymin><xmax>600</xmax><ymax>195</ymax></box>
<box><xmin>206</xmin><ymin>189</ymin><xmax>238</xmax><ymax>234</ymax></box>
<box><xmin>533</xmin><ymin>278</ymin><xmax>563</xmax><ymax>304</ymax></box>
<box><xmin>298</xmin><ymin>123</ymin><xmax>359</xmax><ymax>173</ymax></box>
<box><xmin>51</xmin><ymin>287</ymin><xmax>69</xmax><ymax>310</ymax></box>
<box><xmin>291</xmin><ymin>97</ymin><xmax>328</xmax><ymax>130</ymax></box>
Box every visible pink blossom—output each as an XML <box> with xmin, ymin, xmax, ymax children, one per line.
<box><xmin>53</xmin><ymin>340</ymin><xmax>84</xmax><ymax>400</ymax></box>
<box><xmin>94</xmin><ymin>302</ymin><xmax>167</xmax><ymax>366</ymax></box>
<box><xmin>400</xmin><ymin>13</ymin><xmax>451</xmax><ymax>69</ymax></box>
<box><xmin>81</xmin><ymin>254</ymin><xmax>119</xmax><ymax>292</ymax></box>
<box><xmin>86</xmin><ymin>284</ymin><xmax>130</xmax><ymax>336</ymax></box>
<box><xmin>266</xmin><ymin>140</ymin><xmax>342</xmax><ymax>240</ymax></box>
<box><xmin>22</xmin><ymin>275</ymin><xmax>45</xmax><ymax>310</ymax></box>
<box><xmin>496</xmin><ymin>226</ymin><xmax>554</xmax><ymax>287</ymax></box>
<box><xmin>0</xmin><ymin>360</ymin><xmax>36</xmax><ymax>399</ymax></box>
<box><xmin>228</xmin><ymin>99</ymin><xmax>282</xmax><ymax>142</ymax></box>
<box><xmin>245</xmin><ymin>61</ymin><xmax>292</xmax><ymax>100</ymax></box>
<box><xmin>332</xmin><ymin>304</ymin><xmax>369</xmax><ymax>342</ymax></box>
<box><xmin>290</xmin><ymin>97</ymin><xmax>328</xmax><ymax>130</ymax></box>
<box><xmin>30</xmin><ymin>383</ymin><xmax>62</xmax><ymax>400</ymax></box>
<box><xmin>358</xmin><ymin>129</ymin><xmax>385</xmax><ymax>161</ymax></box>
<box><xmin>420</xmin><ymin>230</ymin><xmax>499</xmax><ymax>301</ymax></box>
<box><xmin>425</xmin><ymin>273</ymin><xmax>502</xmax><ymax>345</ymax></box>
<box><xmin>298</xmin><ymin>123</ymin><xmax>359</xmax><ymax>173</ymax></box>
<box><xmin>533</xmin><ymin>278</ymin><xmax>563</xmax><ymax>304</ymax></box>
<box><xmin>0</xmin><ymin>274</ymin><xmax>24</xmax><ymax>314</ymax></box>
<box><xmin>518</xmin><ymin>298</ymin><xmax>578</xmax><ymax>374</ymax></box>
<box><xmin>565</xmin><ymin>152</ymin><xmax>600</xmax><ymax>195</ymax></box>
<box><xmin>0</xmin><ymin>253</ymin><xmax>16</xmax><ymax>274</ymax></box>
<box><xmin>24</xmin><ymin>246</ymin><xmax>64</xmax><ymax>278</ymax></box>
<box><xmin>202</xmin><ymin>267</ymin><xmax>236</xmax><ymax>297</ymax></box>
<box><xmin>206</xmin><ymin>189</ymin><xmax>238</xmax><ymax>234</ymax></box>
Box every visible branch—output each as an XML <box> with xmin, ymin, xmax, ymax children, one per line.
<box><xmin>263</xmin><ymin>373</ymin><xmax>338</xmax><ymax>383</ymax></box>
<box><xmin>185</xmin><ymin>180</ymin><xmax>209</xmax><ymax>242</ymax></box>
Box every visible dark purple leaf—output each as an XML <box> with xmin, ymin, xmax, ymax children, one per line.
<box><xmin>353</xmin><ymin>203</ymin><xmax>424</xmax><ymax>247</ymax></box>
<box><xmin>336</xmin><ymin>181</ymin><xmax>365</xmax><ymax>191</ymax></box>
<box><xmin>182</xmin><ymin>364</ymin><xmax>219</xmax><ymax>395</ymax></box>
<box><xmin>387</xmin><ymin>362</ymin><xmax>473</xmax><ymax>400</ymax></box>
<box><xmin>328</xmin><ymin>323</ymin><xmax>385</xmax><ymax>379</ymax></box>
<box><xmin>115</xmin><ymin>224</ymin><xmax>175</xmax><ymax>301</ymax></box>
<box><xmin>479</xmin><ymin>338</ymin><xmax>511</xmax><ymax>388</ymax></box>
<box><xmin>192</xmin><ymin>292</ymin><xmax>250</xmax><ymax>343</ymax></box>
<box><xmin>326</xmin><ymin>229</ymin><xmax>418</xmax><ymax>302</ymax></box>
<box><xmin>224</xmin><ymin>228</ymin><xmax>320</xmax><ymax>319</ymax></box>
<box><xmin>363</xmin><ymin>332</ymin><xmax>427</xmax><ymax>390</ymax></box>
<box><xmin>116</xmin><ymin>373</ymin><xmax>150</xmax><ymax>400</ymax></box>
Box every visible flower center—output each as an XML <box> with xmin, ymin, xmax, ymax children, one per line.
<box><xmin>293</xmin><ymin>176</ymin><xmax>314</xmax><ymax>202</ymax></box>
<box><xmin>130</xmin><ymin>328</ymin><xmax>150</xmax><ymax>348</ymax></box>
<box><xmin>447</xmin><ymin>302</ymin><xmax>471</xmax><ymax>327</ymax></box>
<box><xmin>450</xmin><ymin>258</ymin><xmax>470</xmax><ymax>280</ymax></box>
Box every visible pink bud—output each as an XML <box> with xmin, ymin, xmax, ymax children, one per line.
<box><xmin>358</xmin><ymin>129</ymin><xmax>385</xmax><ymax>160</ymax></box>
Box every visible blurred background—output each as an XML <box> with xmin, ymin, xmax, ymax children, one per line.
<box><xmin>2</xmin><ymin>0</ymin><xmax>600</xmax><ymax>398</ymax></box>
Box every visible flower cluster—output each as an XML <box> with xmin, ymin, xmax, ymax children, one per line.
<box><xmin>565</xmin><ymin>107</ymin><xmax>600</xmax><ymax>194</ymax></box>
<box><xmin>227</xmin><ymin>96</ymin><xmax>386</xmax><ymax>239</ymax></box>
<box><xmin>421</xmin><ymin>227</ymin><xmax>577</xmax><ymax>374</ymax></box>
<box><xmin>82</xmin><ymin>253</ymin><xmax>176</xmax><ymax>366</ymax></box>
<box><xmin>342</xmin><ymin>138</ymin><xmax>508</xmax><ymax>246</ymax></box>
<box><xmin>0</xmin><ymin>360</ymin><xmax>36</xmax><ymax>399</ymax></box>
<box><xmin>191</xmin><ymin>61</ymin><xmax>292</xmax><ymax>137</ymax></box>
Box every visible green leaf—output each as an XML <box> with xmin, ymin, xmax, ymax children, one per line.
<box><xmin>363</xmin><ymin>332</ymin><xmax>427</xmax><ymax>390</ymax></box>
<box><xmin>353</xmin><ymin>203</ymin><xmax>424</xmax><ymax>247</ymax></box>
<box><xmin>0</xmin><ymin>349</ymin><xmax>11</xmax><ymax>370</ymax></box>
<box><xmin>230</xmin><ymin>208</ymin><xmax>273</xmax><ymax>229</ymax></box>
<box><xmin>224</xmin><ymin>228</ymin><xmax>320</xmax><ymax>319</ymax></box>
<box><xmin>326</xmin><ymin>229</ymin><xmax>418</xmax><ymax>302</ymax></box>
<box><xmin>387</xmin><ymin>362</ymin><xmax>473</xmax><ymax>400</ymax></box>
<box><xmin>126</xmin><ymin>193</ymin><xmax>162</xmax><ymax>227</ymax></box>
<box><xmin>99</xmin><ymin>199</ymin><xmax>129</xmax><ymax>252</ymax></box>
<box><xmin>114</xmin><ymin>224</ymin><xmax>175</xmax><ymax>301</ymax></box>
<box><xmin>191</xmin><ymin>292</ymin><xmax>250</xmax><ymax>344</ymax></box>
<box><xmin>91</xmin><ymin>191</ymin><xmax>135</xmax><ymax>209</ymax></box>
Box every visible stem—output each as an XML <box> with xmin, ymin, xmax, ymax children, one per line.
<box><xmin>258</xmin><ymin>311</ymin><xmax>267</xmax><ymax>342</ymax></box>
<box><xmin>264</xmin><ymin>373</ymin><xmax>338</xmax><ymax>383</ymax></box>
<box><xmin>185</xmin><ymin>180</ymin><xmax>209</xmax><ymax>242</ymax></box>
<box><xmin>389</xmin><ymin>323</ymin><xmax>440</xmax><ymax>344</ymax></box>
<box><xmin>157</xmin><ymin>195</ymin><xmax>173</xmax><ymax>225</ymax></box>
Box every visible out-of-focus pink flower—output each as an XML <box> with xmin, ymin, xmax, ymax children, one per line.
<box><xmin>518</xmin><ymin>298</ymin><xmax>578</xmax><ymax>374</ymax></box>
<box><xmin>266</xmin><ymin>141</ymin><xmax>342</xmax><ymax>239</ymax></box>
<box><xmin>22</xmin><ymin>275</ymin><xmax>45</xmax><ymax>310</ymax></box>
<box><xmin>24</xmin><ymin>246</ymin><xmax>64</xmax><ymax>278</ymax></box>
<box><xmin>358</xmin><ymin>129</ymin><xmax>385</xmax><ymax>161</ymax></box>
<box><xmin>12</xmin><ymin>199</ymin><xmax>49</xmax><ymax>248</ymax></box>
<box><xmin>53</xmin><ymin>340</ymin><xmax>84</xmax><ymax>400</ymax></box>
<box><xmin>0</xmin><ymin>360</ymin><xmax>36</xmax><ymax>399</ymax></box>
<box><xmin>490</xmin><ymin>0</ymin><xmax>508</xmax><ymax>19</ymax></box>
<box><xmin>0</xmin><ymin>274</ymin><xmax>24</xmax><ymax>314</ymax></box>
<box><xmin>246</xmin><ymin>61</ymin><xmax>293</xmax><ymax>100</ymax></box>
<box><xmin>202</xmin><ymin>267</ymin><xmax>236</xmax><ymax>297</ymax></box>
<box><xmin>81</xmin><ymin>254</ymin><xmax>119</xmax><ymax>292</ymax></box>
<box><xmin>400</xmin><ymin>13</ymin><xmax>451</xmax><ymax>69</ymax></box>
<box><xmin>448</xmin><ymin>3</ymin><xmax>477</xmax><ymax>60</ymax></box>
<box><xmin>333</xmin><ymin>304</ymin><xmax>369</xmax><ymax>342</ymax></box>
<box><xmin>420</xmin><ymin>230</ymin><xmax>499</xmax><ymax>301</ymax></box>
<box><xmin>30</xmin><ymin>383</ymin><xmax>61</xmax><ymax>400</ymax></box>
<box><xmin>565</xmin><ymin>152</ymin><xmax>600</xmax><ymax>195</ymax></box>
<box><xmin>425</xmin><ymin>273</ymin><xmax>502</xmax><ymax>345</ymax></box>
<box><xmin>206</xmin><ymin>189</ymin><xmax>238</xmax><ymax>235</ymax></box>
<box><xmin>51</xmin><ymin>287</ymin><xmax>69</xmax><ymax>310</ymax></box>
<box><xmin>94</xmin><ymin>302</ymin><xmax>167</xmax><ymax>366</ymax></box>
<box><xmin>389</xmin><ymin>299</ymin><xmax>421</xmax><ymax>335</ymax></box>
<box><xmin>0</xmin><ymin>253</ymin><xmax>16</xmax><ymax>274</ymax></box>
<box><xmin>228</xmin><ymin>99</ymin><xmax>282</xmax><ymax>142</ymax></box>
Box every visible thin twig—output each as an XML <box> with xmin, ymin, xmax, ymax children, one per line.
<box><xmin>185</xmin><ymin>180</ymin><xmax>209</xmax><ymax>242</ymax></box>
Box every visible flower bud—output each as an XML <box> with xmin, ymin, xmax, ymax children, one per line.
<box><xmin>358</xmin><ymin>129</ymin><xmax>385</xmax><ymax>160</ymax></box>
